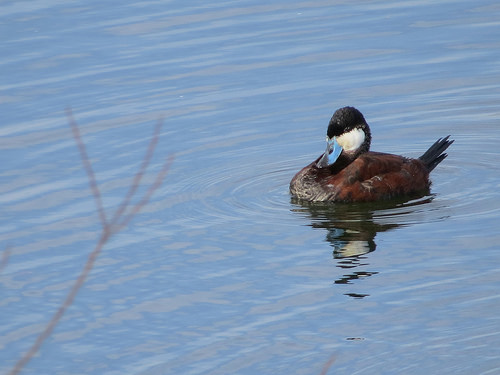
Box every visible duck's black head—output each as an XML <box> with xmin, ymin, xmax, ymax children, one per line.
<box><xmin>317</xmin><ymin>106</ymin><xmax>372</xmax><ymax>168</ymax></box>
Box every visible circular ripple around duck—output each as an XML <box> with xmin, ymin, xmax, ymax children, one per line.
<box><xmin>161</xmin><ymin>151</ymin><xmax>300</xmax><ymax>230</ymax></box>
<box><xmin>162</xmin><ymin>133</ymin><xmax>499</xmax><ymax>234</ymax></box>
<box><xmin>422</xmin><ymin>135</ymin><xmax>500</xmax><ymax>228</ymax></box>
<box><xmin>289</xmin><ymin>135</ymin><xmax>500</xmax><ymax>230</ymax></box>
<box><xmin>201</xmin><ymin>160</ymin><xmax>298</xmax><ymax>226</ymax></box>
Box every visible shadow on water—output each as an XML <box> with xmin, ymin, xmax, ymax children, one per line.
<box><xmin>290</xmin><ymin>196</ymin><xmax>434</xmax><ymax>297</ymax></box>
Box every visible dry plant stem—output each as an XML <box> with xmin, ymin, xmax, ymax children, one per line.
<box><xmin>8</xmin><ymin>234</ymin><xmax>107</xmax><ymax>375</ymax></box>
<box><xmin>66</xmin><ymin>108</ymin><xmax>108</xmax><ymax>228</ymax></box>
<box><xmin>8</xmin><ymin>111</ymin><xmax>172</xmax><ymax>375</ymax></box>
<box><xmin>114</xmin><ymin>154</ymin><xmax>174</xmax><ymax>233</ymax></box>
<box><xmin>319</xmin><ymin>353</ymin><xmax>336</xmax><ymax>375</ymax></box>
<box><xmin>109</xmin><ymin>117</ymin><xmax>164</xmax><ymax>228</ymax></box>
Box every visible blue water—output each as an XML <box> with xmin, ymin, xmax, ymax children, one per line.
<box><xmin>1</xmin><ymin>1</ymin><xmax>500</xmax><ymax>374</ymax></box>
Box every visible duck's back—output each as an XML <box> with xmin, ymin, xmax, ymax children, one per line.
<box><xmin>290</xmin><ymin>152</ymin><xmax>431</xmax><ymax>202</ymax></box>
<box><xmin>332</xmin><ymin>152</ymin><xmax>430</xmax><ymax>201</ymax></box>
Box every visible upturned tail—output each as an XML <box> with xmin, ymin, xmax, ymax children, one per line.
<box><xmin>419</xmin><ymin>135</ymin><xmax>454</xmax><ymax>172</ymax></box>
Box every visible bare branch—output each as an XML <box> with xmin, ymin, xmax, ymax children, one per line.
<box><xmin>319</xmin><ymin>353</ymin><xmax>336</xmax><ymax>375</ymax></box>
<box><xmin>66</xmin><ymin>108</ymin><xmax>108</xmax><ymax>230</ymax></box>
<box><xmin>8</xmin><ymin>112</ymin><xmax>172</xmax><ymax>375</ymax></box>
<box><xmin>114</xmin><ymin>154</ymin><xmax>174</xmax><ymax>233</ymax></box>
<box><xmin>109</xmin><ymin>117</ymin><xmax>164</xmax><ymax>228</ymax></box>
<box><xmin>8</xmin><ymin>234</ymin><xmax>107</xmax><ymax>375</ymax></box>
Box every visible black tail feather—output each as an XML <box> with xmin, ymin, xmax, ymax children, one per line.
<box><xmin>419</xmin><ymin>135</ymin><xmax>454</xmax><ymax>172</ymax></box>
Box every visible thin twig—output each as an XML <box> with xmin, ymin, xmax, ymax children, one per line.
<box><xmin>8</xmin><ymin>111</ymin><xmax>172</xmax><ymax>375</ymax></box>
<box><xmin>66</xmin><ymin>107</ymin><xmax>108</xmax><ymax>230</ymax></box>
<box><xmin>109</xmin><ymin>117</ymin><xmax>164</xmax><ymax>229</ymax></box>
<box><xmin>319</xmin><ymin>353</ymin><xmax>336</xmax><ymax>375</ymax></box>
<box><xmin>8</xmin><ymin>234</ymin><xmax>107</xmax><ymax>375</ymax></box>
<box><xmin>115</xmin><ymin>154</ymin><xmax>174</xmax><ymax>232</ymax></box>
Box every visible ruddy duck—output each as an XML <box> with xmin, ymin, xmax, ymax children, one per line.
<box><xmin>290</xmin><ymin>106</ymin><xmax>453</xmax><ymax>202</ymax></box>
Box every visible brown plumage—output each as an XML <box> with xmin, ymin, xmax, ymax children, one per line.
<box><xmin>290</xmin><ymin>107</ymin><xmax>453</xmax><ymax>202</ymax></box>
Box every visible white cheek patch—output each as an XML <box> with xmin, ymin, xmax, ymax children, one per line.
<box><xmin>336</xmin><ymin>128</ymin><xmax>365</xmax><ymax>151</ymax></box>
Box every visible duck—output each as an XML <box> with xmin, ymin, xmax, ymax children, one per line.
<box><xmin>290</xmin><ymin>106</ymin><xmax>453</xmax><ymax>202</ymax></box>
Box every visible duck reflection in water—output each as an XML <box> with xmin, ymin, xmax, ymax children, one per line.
<box><xmin>291</xmin><ymin>196</ymin><xmax>432</xmax><ymax>294</ymax></box>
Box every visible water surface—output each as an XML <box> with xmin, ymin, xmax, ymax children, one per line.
<box><xmin>1</xmin><ymin>1</ymin><xmax>500</xmax><ymax>374</ymax></box>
